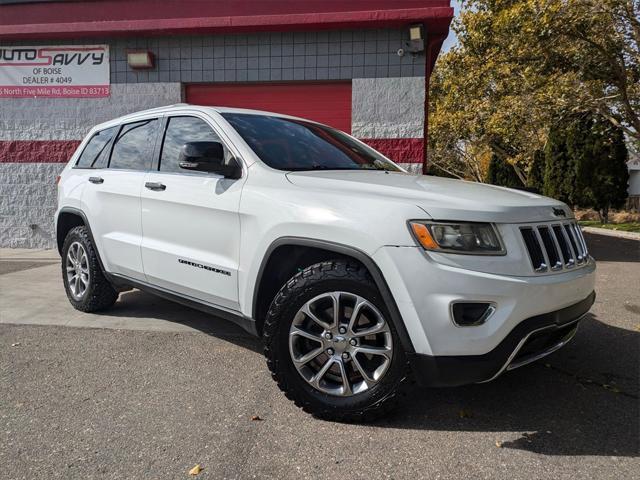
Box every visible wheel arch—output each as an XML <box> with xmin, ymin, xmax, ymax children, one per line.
<box><xmin>56</xmin><ymin>207</ymin><xmax>106</xmax><ymax>272</ymax></box>
<box><xmin>252</xmin><ymin>237</ymin><xmax>415</xmax><ymax>353</ymax></box>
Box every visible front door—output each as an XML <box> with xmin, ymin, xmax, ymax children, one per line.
<box><xmin>140</xmin><ymin>114</ymin><xmax>244</xmax><ymax>310</ymax></box>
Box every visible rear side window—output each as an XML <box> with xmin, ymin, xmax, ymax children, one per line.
<box><xmin>109</xmin><ymin>119</ymin><xmax>159</xmax><ymax>171</ymax></box>
<box><xmin>159</xmin><ymin>116</ymin><xmax>224</xmax><ymax>173</ymax></box>
<box><xmin>75</xmin><ymin>127</ymin><xmax>117</xmax><ymax>169</ymax></box>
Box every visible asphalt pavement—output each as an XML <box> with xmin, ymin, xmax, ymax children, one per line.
<box><xmin>0</xmin><ymin>233</ymin><xmax>638</xmax><ymax>479</ymax></box>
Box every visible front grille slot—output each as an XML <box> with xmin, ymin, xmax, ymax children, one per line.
<box><xmin>552</xmin><ymin>225</ymin><xmax>574</xmax><ymax>267</ymax></box>
<box><xmin>521</xmin><ymin>227</ymin><xmax>547</xmax><ymax>271</ymax></box>
<box><xmin>572</xmin><ymin>223</ymin><xmax>589</xmax><ymax>260</ymax></box>
<box><xmin>538</xmin><ymin>226</ymin><xmax>562</xmax><ymax>270</ymax></box>
<box><xmin>565</xmin><ymin>223</ymin><xmax>586</xmax><ymax>263</ymax></box>
<box><xmin>521</xmin><ymin>221</ymin><xmax>588</xmax><ymax>273</ymax></box>
<box><xmin>564</xmin><ymin>224</ymin><xmax>581</xmax><ymax>262</ymax></box>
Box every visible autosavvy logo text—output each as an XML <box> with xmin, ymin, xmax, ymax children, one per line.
<box><xmin>0</xmin><ymin>45</ymin><xmax>110</xmax><ymax>98</ymax></box>
<box><xmin>0</xmin><ymin>47</ymin><xmax>106</xmax><ymax>66</ymax></box>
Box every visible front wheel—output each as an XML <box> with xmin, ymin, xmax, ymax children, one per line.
<box><xmin>263</xmin><ymin>260</ymin><xmax>408</xmax><ymax>422</ymax></box>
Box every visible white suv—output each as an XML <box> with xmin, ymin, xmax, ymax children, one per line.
<box><xmin>56</xmin><ymin>104</ymin><xmax>596</xmax><ymax>421</ymax></box>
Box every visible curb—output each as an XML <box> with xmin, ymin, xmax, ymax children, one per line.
<box><xmin>581</xmin><ymin>226</ymin><xmax>640</xmax><ymax>241</ymax></box>
<box><xmin>0</xmin><ymin>248</ymin><xmax>59</xmax><ymax>261</ymax></box>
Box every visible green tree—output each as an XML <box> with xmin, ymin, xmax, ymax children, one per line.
<box><xmin>485</xmin><ymin>154</ymin><xmax>523</xmax><ymax>188</ymax></box>
<box><xmin>428</xmin><ymin>0</ymin><xmax>639</xmax><ymax>179</ymax></box>
<box><xmin>543</xmin><ymin>112</ymin><xmax>629</xmax><ymax>220</ymax></box>
<box><xmin>570</xmin><ymin>114</ymin><xmax>629</xmax><ymax>222</ymax></box>
<box><xmin>544</xmin><ymin>121</ymin><xmax>577</xmax><ymax>206</ymax></box>
<box><xmin>527</xmin><ymin>150</ymin><xmax>546</xmax><ymax>193</ymax></box>
<box><xmin>544</xmin><ymin>0</ymin><xmax>640</xmax><ymax>142</ymax></box>
<box><xmin>565</xmin><ymin>114</ymin><xmax>593</xmax><ymax>208</ymax></box>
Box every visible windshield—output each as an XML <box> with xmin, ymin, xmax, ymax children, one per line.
<box><xmin>221</xmin><ymin>113</ymin><xmax>401</xmax><ymax>172</ymax></box>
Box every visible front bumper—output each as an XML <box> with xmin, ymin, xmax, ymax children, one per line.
<box><xmin>407</xmin><ymin>291</ymin><xmax>595</xmax><ymax>386</ymax></box>
<box><xmin>374</xmin><ymin>246</ymin><xmax>596</xmax><ymax>356</ymax></box>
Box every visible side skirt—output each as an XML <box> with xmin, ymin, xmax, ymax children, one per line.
<box><xmin>105</xmin><ymin>272</ymin><xmax>258</xmax><ymax>336</ymax></box>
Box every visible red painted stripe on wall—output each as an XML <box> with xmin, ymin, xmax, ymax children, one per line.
<box><xmin>0</xmin><ymin>140</ymin><xmax>80</xmax><ymax>163</ymax></box>
<box><xmin>361</xmin><ymin>138</ymin><xmax>424</xmax><ymax>164</ymax></box>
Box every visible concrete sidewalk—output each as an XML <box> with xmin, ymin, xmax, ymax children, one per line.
<box><xmin>0</xmin><ymin>247</ymin><xmax>60</xmax><ymax>260</ymax></box>
<box><xmin>582</xmin><ymin>226</ymin><xmax>640</xmax><ymax>241</ymax></box>
<box><xmin>0</xmin><ymin>248</ymin><xmax>245</xmax><ymax>336</ymax></box>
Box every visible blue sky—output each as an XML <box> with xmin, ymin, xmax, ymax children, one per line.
<box><xmin>441</xmin><ymin>0</ymin><xmax>461</xmax><ymax>52</ymax></box>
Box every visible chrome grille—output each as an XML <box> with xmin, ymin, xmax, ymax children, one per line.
<box><xmin>520</xmin><ymin>221</ymin><xmax>588</xmax><ymax>273</ymax></box>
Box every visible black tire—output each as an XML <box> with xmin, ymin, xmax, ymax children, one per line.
<box><xmin>61</xmin><ymin>225</ymin><xmax>118</xmax><ymax>312</ymax></box>
<box><xmin>263</xmin><ymin>260</ymin><xmax>408</xmax><ymax>422</ymax></box>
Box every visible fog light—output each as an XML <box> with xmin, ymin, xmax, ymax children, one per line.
<box><xmin>451</xmin><ymin>302</ymin><xmax>496</xmax><ymax>327</ymax></box>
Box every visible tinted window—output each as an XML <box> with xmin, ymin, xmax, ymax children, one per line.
<box><xmin>221</xmin><ymin>113</ymin><xmax>400</xmax><ymax>172</ymax></box>
<box><xmin>160</xmin><ymin>116</ymin><xmax>222</xmax><ymax>173</ymax></box>
<box><xmin>75</xmin><ymin>127</ymin><xmax>117</xmax><ymax>169</ymax></box>
<box><xmin>109</xmin><ymin>119</ymin><xmax>159</xmax><ymax>170</ymax></box>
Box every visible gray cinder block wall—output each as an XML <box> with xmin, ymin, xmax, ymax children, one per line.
<box><xmin>0</xmin><ymin>84</ymin><xmax>183</xmax><ymax>248</ymax></box>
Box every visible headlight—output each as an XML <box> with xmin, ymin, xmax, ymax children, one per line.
<box><xmin>409</xmin><ymin>221</ymin><xmax>506</xmax><ymax>255</ymax></box>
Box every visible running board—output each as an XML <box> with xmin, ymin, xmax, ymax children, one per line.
<box><xmin>105</xmin><ymin>272</ymin><xmax>258</xmax><ymax>336</ymax></box>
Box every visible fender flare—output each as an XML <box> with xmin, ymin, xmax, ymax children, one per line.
<box><xmin>252</xmin><ymin>236</ymin><xmax>416</xmax><ymax>353</ymax></box>
<box><xmin>56</xmin><ymin>207</ymin><xmax>107</xmax><ymax>273</ymax></box>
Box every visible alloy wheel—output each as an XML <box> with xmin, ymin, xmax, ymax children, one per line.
<box><xmin>289</xmin><ymin>291</ymin><xmax>393</xmax><ymax>397</ymax></box>
<box><xmin>66</xmin><ymin>241</ymin><xmax>90</xmax><ymax>300</ymax></box>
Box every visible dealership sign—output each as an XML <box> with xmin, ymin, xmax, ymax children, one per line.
<box><xmin>0</xmin><ymin>45</ymin><xmax>109</xmax><ymax>98</ymax></box>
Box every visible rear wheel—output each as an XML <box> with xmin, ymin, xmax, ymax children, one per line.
<box><xmin>263</xmin><ymin>260</ymin><xmax>408</xmax><ymax>422</ymax></box>
<box><xmin>61</xmin><ymin>226</ymin><xmax>118</xmax><ymax>312</ymax></box>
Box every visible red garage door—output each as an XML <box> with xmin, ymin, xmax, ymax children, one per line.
<box><xmin>186</xmin><ymin>82</ymin><xmax>352</xmax><ymax>133</ymax></box>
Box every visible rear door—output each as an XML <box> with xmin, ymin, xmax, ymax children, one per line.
<box><xmin>81</xmin><ymin>117</ymin><xmax>160</xmax><ymax>280</ymax></box>
<box><xmin>140</xmin><ymin>112</ymin><xmax>244</xmax><ymax>310</ymax></box>
<box><xmin>65</xmin><ymin>126</ymin><xmax>118</xmax><ymax>211</ymax></box>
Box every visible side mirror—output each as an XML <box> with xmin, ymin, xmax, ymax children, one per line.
<box><xmin>178</xmin><ymin>141</ymin><xmax>241</xmax><ymax>179</ymax></box>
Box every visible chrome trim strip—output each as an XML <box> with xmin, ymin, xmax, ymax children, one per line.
<box><xmin>548</xmin><ymin>224</ymin><xmax>567</xmax><ymax>269</ymax></box>
<box><xmin>533</xmin><ymin>227</ymin><xmax>550</xmax><ymax>272</ymax></box>
<box><xmin>520</xmin><ymin>226</ymin><xmax>547</xmax><ymax>272</ymax></box>
<box><xmin>478</xmin><ymin>316</ymin><xmax>583</xmax><ymax>383</ymax></box>
<box><xmin>506</xmin><ymin>324</ymin><xmax>578</xmax><ymax>371</ymax></box>
<box><xmin>568</xmin><ymin>223</ymin><xmax>585</xmax><ymax>263</ymax></box>
<box><xmin>575</xmin><ymin>223</ymin><xmax>589</xmax><ymax>257</ymax></box>
<box><xmin>558</xmin><ymin>223</ymin><xmax>577</xmax><ymax>267</ymax></box>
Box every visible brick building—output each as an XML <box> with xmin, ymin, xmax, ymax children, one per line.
<box><xmin>0</xmin><ymin>0</ymin><xmax>453</xmax><ymax>248</ymax></box>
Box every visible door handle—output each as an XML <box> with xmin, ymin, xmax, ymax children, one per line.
<box><xmin>89</xmin><ymin>176</ymin><xmax>104</xmax><ymax>184</ymax></box>
<box><xmin>145</xmin><ymin>181</ymin><xmax>166</xmax><ymax>191</ymax></box>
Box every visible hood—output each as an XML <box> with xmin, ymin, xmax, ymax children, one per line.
<box><xmin>285</xmin><ymin>171</ymin><xmax>571</xmax><ymax>223</ymax></box>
